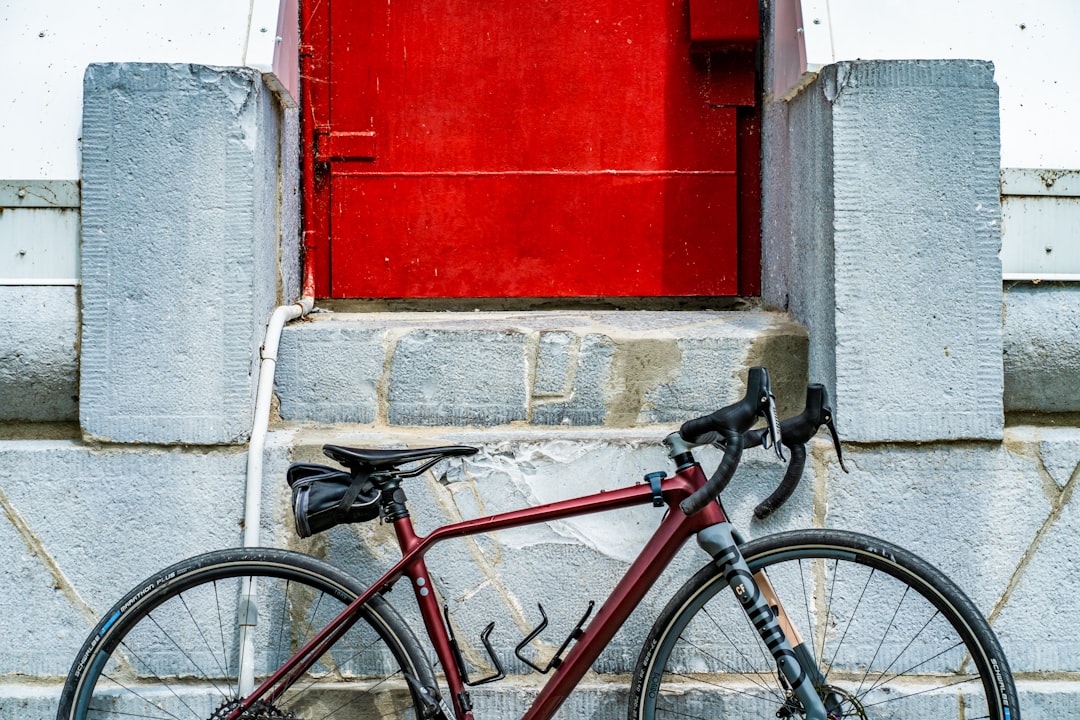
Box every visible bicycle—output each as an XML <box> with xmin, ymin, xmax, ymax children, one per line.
<box><xmin>57</xmin><ymin>367</ymin><xmax>1019</xmax><ymax>720</ymax></box>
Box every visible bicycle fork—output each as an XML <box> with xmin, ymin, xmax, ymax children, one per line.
<box><xmin>698</xmin><ymin>523</ymin><xmax>829</xmax><ymax>720</ymax></box>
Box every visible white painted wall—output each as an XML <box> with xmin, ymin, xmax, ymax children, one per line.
<box><xmin>801</xmin><ymin>0</ymin><xmax>1080</xmax><ymax>170</ymax></box>
<box><xmin>0</xmin><ymin>0</ymin><xmax>284</xmax><ymax>179</ymax></box>
<box><xmin>2</xmin><ymin>2</ymin><xmax>1076</xmax><ymax>180</ymax></box>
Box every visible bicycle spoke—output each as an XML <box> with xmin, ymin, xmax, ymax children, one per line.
<box><xmin>661</xmin><ymin>668</ymin><xmax>788</xmax><ymax>707</ymax></box>
<box><xmin>860</xmin><ymin>671</ymin><xmax>986</xmax><ymax>708</ymax></box>
<box><xmin>94</xmin><ymin>670</ymin><xmax>191</xmax><ymax>720</ymax></box>
<box><xmin>177</xmin><ymin>589</ymin><xmax>231</xmax><ymax>690</ymax></box>
<box><xmin>309</xmin><ymin>667</ymin><xmax>408</xmax><ymax>720</ymax></box>
<box><xmin>671</xmin><ymin>634</ymin><xmax>784</xmax><ymax>701</ymax></box>
<box><xmin>822</xmin><ymin>565</ymin><xmax>874</xmax><ymax>682</ymax></box>
<box><xmin>111</xmin><ymin>631</ymin><xmax>215</xmax><ymax>719</ymax></box>
<box><xmin>84</xmin><ymin>704</ymin><xmax>184</xmax><ymax>720</ymax></box>
<box><xmin>863</xmin><ymin>637</ymin><xmax>967</xmax><ymax>696</ymax></box>
<box><xmin>854</xmin><ymin>582</ymin><xmax>910</xmax><ymax>697</ymax></box>
<box><xmin>211</xmin><ymin>580</ymin><xmax>234</xmax><ymax>700</ymax></box>
<box><xmin>145</xmin><ymin>611</ymin><xmax>231</xmax><ymax>702</ymax></box>
<box><xmin>281</xmin><ymin>625</ymin><xmax>393</xmax><ymax>706</ymax></box>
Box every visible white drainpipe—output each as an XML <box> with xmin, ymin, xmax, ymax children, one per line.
<box><xmin>243</xmin><ymin>296</ymin><xmax>314</xmax><ymax>549</ymax></box>
<box><xmin>239</xmin><ymin>295</ymin><xmax>315</xmax><ymax>696</ymax></box>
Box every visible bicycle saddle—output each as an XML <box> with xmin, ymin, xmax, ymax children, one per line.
<box><xmin>323</xmin><ymin>444</ymin><xmax>478</xmax><ymax>472</ymax></box>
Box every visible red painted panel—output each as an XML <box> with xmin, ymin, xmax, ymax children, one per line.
<box><xmin>737</xmin><ymin>107</ymin><xmax>762</xmax><ymax>297</ymax></box>
<box><xmin>689</xmin><ymin>0</ymin><xmax>760</xmax><ymax>49</ymax></box>
<box><xmin>331</xmin><ymin>173</ymin><xmax>738</xmax><ymax>297</ymax></box>
<box><xmin>305</xmin><ymin>0</ymin><xmax>759</xmax><ymax>298</ymax></box>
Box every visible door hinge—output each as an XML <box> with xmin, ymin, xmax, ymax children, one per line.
<box><xmin>314</xmin><ymin>128</ymin><xmax>377</xmax><ymax>162</ymax></box>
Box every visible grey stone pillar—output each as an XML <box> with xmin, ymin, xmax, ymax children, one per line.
<box><xmin>80</xmin><ymin>63</ymin><xmax>295</xmax><ymax>444</ymax></box>
<box><xmin>763</xmin><ymin>60</ymin><xmax>1004</xmax><ymax>442</ymax></box>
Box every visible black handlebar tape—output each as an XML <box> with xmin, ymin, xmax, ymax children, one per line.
<box><xmin>744</xmin><ymin>384</ymin><xmax>829</xmax><ymax>519</ymax></box>
<box><xmin>679</xmin><ymin>367</ymin><xmax>771</xmax><ymax>444</ymax></box>
<box><xmin>680</xmin><ymin>429</ymin><xmax>744</xmax><ymax>515</ymax></box>
<box><xmin>743</xmin><ymin>384</ymin><xmax>827</xmax><ymax>451</ymax></box>
<box><xmin>743</xmin><ymin>426</ymin><xmax>767</xmax><ymax>449</ymax></box>
<box><xmin>753</xmin><ymin>443</ymin><xmax>806</xmax><ymax>519</ymax></box>
<box><xmin>782</xmin><ymin>384</ymin><xmax>827</xmax><ymax>445</ymax></box>
<box><xmin>678</xmin><ymin>368</ymin><xmax>772</xmax><ymax>515</ymax></box>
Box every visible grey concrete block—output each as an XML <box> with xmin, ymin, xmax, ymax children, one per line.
<box><xmin>0</xmin><ymin>686</ymin><xmax>63</xmax><ymax>720</ymax></box>
<box><xmin>466</xmin><ymin>677</ymin><xmax>627</xmax><ymax>719</ymax></box>
<box><xmin>531</xmin><ymin>334</ymin><xmax>614</xmax><ymax>426</ymax></box>
<box><xmin>0</xmin><ymin>439</ymin><xmax>247</xmax><ymax>675</ymax></box>
<box><xmin>533</xmin><ymin>331</ymin><xmax>578</xmax><ymax>395</ymax></box>
<box><xmin>0</xmin><ymin>493</ymin><xmax>87</xmax><ymax>676</ymax></box>
<box><xmin>1017</xmin><ymin>681</ymin><xmax>1080</xmax><ymax>720</ymax></box>
<box><xmin>1033</xmin><ymin>426</ymin><xmax>1080</xmax><ymax>489</ymax></box>
<box><xmin>278</xmin><ymin>106</ymin><xmax>303</xmax><ymax>302</ymax></box>
<box><xmin>642</xmin><ymin>332</ymin><xmax>808</xmax><ymax>424</ymax></box>
<box><xmin>388</xmin><ymin>329</ymin><xmax>530</xmax><ymax>426</ymax></box>
<box><xmin>819</xmin><ymin>433</ymin><xmax>1057</xmax><ymax>674</ymax></box>
<box><xmin>0</xmin><ymin>286</ymin><xmax>77</xmax><ymax>421</ymax></box>
<box><xmin>992</xmin><ymin>432</ymin><xmax>1080</xmax><ymax>672</ymax></box>
<box><xmin>276</xmin><ymin>324</ymin><xmax>385</xmax><ymax>423</ymax></box>
<box><xmin>80</xmin><ymin>63</ymin><xmax>285</xmax><ymax>444</ymax></box>
<box><xmin>276</xmin><ymin>311</ymin><xmax>809</xmax><ymax>428</ymax></box>
<box><xmin>1003</xmin><ymin>284</ymin><xmax>1080</xmax><ymax>413</ymax></box>
<box><xmin>763</xmin><ymin>60</ymin><xmax>1004</xmax><ymax>442</ymax></box>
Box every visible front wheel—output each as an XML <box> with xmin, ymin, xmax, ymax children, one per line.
<box><xmin>57</xmin><ymin>547</ymin><xmax>437</xmax><ymax>720</ymax></box>
<box><xmin>630</xmin><ymin>529</ymin><xmax>1018</xmax><ymax>720</ymax></box>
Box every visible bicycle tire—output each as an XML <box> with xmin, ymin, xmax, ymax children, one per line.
<box><xmin>57</xmin><ymin>547</ymin><xmax>437</xmax><ymax>720</ymax></box>
<box><xmin>629</xmin><ymin>529</ymin><xmax>1019</xmax><ymax>720</ymax></box>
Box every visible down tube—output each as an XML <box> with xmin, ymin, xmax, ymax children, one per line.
<box><xmin>521</xmin><ymin>499</ymin><xmax>722</xmax><ymax>720</ymax></box>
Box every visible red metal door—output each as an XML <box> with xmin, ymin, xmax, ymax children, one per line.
<box><xmin>302</xmin><ymin>0</ymin><xmax>760</xmax><ymax>298</ymax></box>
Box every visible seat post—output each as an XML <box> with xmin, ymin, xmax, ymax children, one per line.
<box><xmin>377</xmin><ymin>476</ymin><xmax>414</xmax><ymax>529</ymax></box>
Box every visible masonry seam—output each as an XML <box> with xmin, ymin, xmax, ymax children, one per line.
<box><xmin>986</xmin><ymin>453</ymin><xmax>1079</xmax><ymax>626</ymax></box>
<box><xmin>0</xmin><ymin>485</ymin><xmax>98</xmax><ymax>627</ymax></box>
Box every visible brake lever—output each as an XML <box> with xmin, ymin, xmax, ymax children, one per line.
<box><xmin>761</xmin><ymin>389</ymin><xmax>786</xmax><ymax>462</ymax></box>
<box><xmin>823</xmin><ymin>405</ymin><xmax>849</xmax><ymax>473</ymax></box>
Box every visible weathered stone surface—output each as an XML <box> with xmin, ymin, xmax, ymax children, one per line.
<box><xmin>1004</xmin><ymin>284</ymin><xmax>1080</xmax><ymax>413</ymax></box>
<box><xmin>389</xmin><ymin>329</ymin><xmax>530</xmax><ymax>426</ymax></box>
<box><xmin>992</xmin><ymin>441</ymin><xmax>1080</xmax><ymax>672</ymax></box>
<box><xmin>0</xmin><ymin>440</ymin><xmax>247</xmax><ymax>676</ymax></box>
<box><xmin>0</xmin><ymin>686</ymin><xmax>63</xmax><ymax>720</ymax></box>
<box><xmin>275</xmin><ymin>311</ymin><xmax>809</xmax><ymax>428</ymax></box>
<box><xmin>80</xmin><ymin>63</ymin><xmax>286</xmax><ymax>444</ymax></box>
<box><xmin>1016</xmin><ymin>681</ymin><xmax>1080</xmax><ymax>720</ymax></box>
<box><xmin>3</xmin><ymin>427</ymin><xmax>1079</xmax><ymax>712</ymax></box>
<box><xmin>532</xmin><ymin>333</ymin><xmax>615</xmax><ymax>426</ymax></box>
<box><xmin>763</xmin><ymin>60</ymin><xmax>1004</xmax><ymax>441</ymax></box>
<box><xmin>0</xmin><ymin>286</ymin><xmax>77</xmax><ymax>422</ymax></box>
<box><xmin>285</xmin><ymin>426</ymin><xmax>822</xmax><ymax>673</ymax></box>
<box><xmin>277</xmin><ymin>324</ymin><xmax>384</xmax><ymax>424</ymax></box>
<box><xmin>821</xmin><ymin>435</ymin><xmax>1047</xmax><ymax>620</ymax></box>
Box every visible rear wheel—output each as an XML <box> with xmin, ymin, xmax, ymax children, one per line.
<box><xmin>630</xmin><ymin>529</ymin><xmax>1019</xmax><ymax>720</ymax></box>
<box><xmin>57</xmin><ymin>548</ymin><xmax>436</xmax><ymax>720</ymax></box>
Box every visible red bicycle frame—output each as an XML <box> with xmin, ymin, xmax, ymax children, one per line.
<box><xmin>233</xmin><ymin>460</ymin><xmax>725</xmax><ymax>720</ymax></box>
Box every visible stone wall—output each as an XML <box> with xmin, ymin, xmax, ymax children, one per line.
<box><xmin>2</xmin><ymin>53</ymin><xmax>1080</xmax><ymax>720</ymax></box>
<box><xmin>3</xmin><ymin>425</ymin><xmax>1078</xmax><ymax>717</ymax></box>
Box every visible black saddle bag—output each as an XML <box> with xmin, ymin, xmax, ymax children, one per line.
<box><xmin>286</xmin><ymin>462</ymin><xmax>381</xmax><ymax>538</ymax></box>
